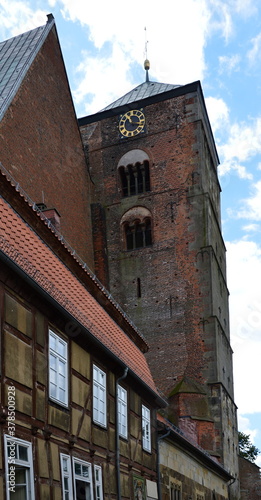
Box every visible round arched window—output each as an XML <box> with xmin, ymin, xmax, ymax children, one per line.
<box><xmin>118</xmin><ymin>150</ymin><xmax>151</xmax><ymax>197</ymax></box>
<box><xmin>121</xmin><ymin>207</ymin><xmax>152</xmax><ymax>250</ymax></box>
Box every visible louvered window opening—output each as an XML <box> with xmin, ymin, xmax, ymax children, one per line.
<box><xmin>119</xmin><ymin>161</ymin><xmax>150</xmax><ymax>197</ymax></box>
<box><xmin>125</xmin><ymin>219</ymin><xmax>152</xmax><ymax>250</ymax></box>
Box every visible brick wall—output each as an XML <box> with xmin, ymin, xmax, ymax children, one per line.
<box><xmin>80</xmin><ymin>87</ymin><xmax>239</xmax><ymax>490</ymax></box>
<box><xmin>0</xmin><ymin>27</ymin><xmax>94</xmax><ymax>268</ymax></box>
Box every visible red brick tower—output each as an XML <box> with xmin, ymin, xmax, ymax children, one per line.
<box><xmin>79</xmin><ymin>72</ymin><xmax>239</xmax><ymax>489</ymax></box>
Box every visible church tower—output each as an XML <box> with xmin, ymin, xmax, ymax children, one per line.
<box><xmin>79</xmin><ymin>66</ymin><xmax>239</xmax><ymax>491</ymax></box>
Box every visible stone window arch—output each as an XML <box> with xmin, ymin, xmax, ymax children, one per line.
<box><xmin>121</xmin><ymin>207</ymin><xmax>152</xmax><ymax>250</ymax></box>
<box><xmin>118</xmin><ymin>149</ymin><xmax>150</xmax><ymax>197</ymax></box>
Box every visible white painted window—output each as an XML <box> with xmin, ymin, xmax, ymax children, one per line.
<box><xmin>142</xmin><ymin>404</ymin><xmax>151</xmax><ymax>452</ymax></box>
<box><xmin>49</xmin><ymin>329</ymin><xmax>68</xmax><ymax>406</ymax></box>
<box><xmin>73</xmin><ymin>458</ymin><xmax>93</xmax><ymax>500</ymax></box>
<box><xmin>93</xmin><ymin>365</ymin><xmax>106</xmax><ymax>427</ymax></box>
<box><xmin>61</xmin><ymin>455</ymin><xmax>103</xmax><ymax>499</ymax></box>
<box><xmin>118</xmin><ymin>385</ymin><xmax>127</xmax><ymax>438</ymax></box>
<box><xmin>4</xmin><ymin>435</ymin><xmax>35</xmax><ymax>500</ymax></box>
<box><xmin>94</xmin><ymin>465</ymin><xmax>103</xmax><ymax>500</ymax></box>
<box><xmin>60</xmin><ymin>454</ymin><xmax>73</xmax><ymax>500</ymax></box>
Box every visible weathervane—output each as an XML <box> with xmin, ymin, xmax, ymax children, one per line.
<box><xmin>144</xmin><ymin>27</ymin><xmax>150</xmax><ymax>82</ymax></box>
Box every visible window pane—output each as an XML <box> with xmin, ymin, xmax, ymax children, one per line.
<box><xmin>49</xmin><ymin>353</ymin><xmax>56</xmax><ymax>369</ymax></box>
<box><xmin>59</xmin><ymin>387</ymin><xmax>66</xmax><ymax>403</ymax></box>
<box><xmin>50</xmin><ymin>382</ymin><xmax>57</xmax><ymax>398</ymax></box>
<box><xmin>50</xmin><ymin>368</ymin><xmax>56</xmax><ymax>384</ymax></box>
<box><xmin>18</xmin><ymin>445</ymin><xmax>28</xmax><ymax>462</ymax></box>
<box><xmin>58</xmin><ymin>359</ymin><xmax>66</xmax><ymax>376</ymax></box>
<box><xmin>74</xmin><ymin>462</ymin><xmax>81</xmax><ymax>476</ymax></box>
<box><xmin>75</xmin><ymin>480</ymin><xmax>91</xmax><ymax>500</ymax></box>
<box><xmin>62</xmin><ymin>458</ymin><xmax>68</xmax><ymax>472</ymax></box>
<box><xmin>9</xmin><ymin>467</ymin><xmax>27</xmax><ymax>499</ymax></box>
<box><xmin>82</xmin><ymin>465</ymin><xmax>89</xmax><ymax>478</ymax></box>
<box><xmin>57</xmin><ymin>339</ymin><xmax>66</xmax><ymax>358</ymax></box>
<box><xmin>58</xmin><ymin>373</ymin><xmax>66</xmax><ymax>390</ymax></box>
<box><xmin>49</xmin><ymin>333</ymin><xmax>56</xmax><ymax>351</ymax></box>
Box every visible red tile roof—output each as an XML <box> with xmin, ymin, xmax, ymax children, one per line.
<box><xmin>0</xmin><ymin>189</ymin><xmax>162</xmax><ymax>401</ymax></box>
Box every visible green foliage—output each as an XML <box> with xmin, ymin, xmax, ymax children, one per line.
<box><xmin>238</xmin><ymin>431</ymin><xmax>260</xmax><ymax>462</ymax></box>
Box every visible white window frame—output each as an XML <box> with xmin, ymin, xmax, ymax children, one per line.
<box><xmin>60</xmin><ymin>454</ymin><xmax>73</xmax><ymax>500</ymax></box>
<box><xmin>49</xmin><ymin>329</ymin><xmax>68</xmax><ymax>407</ymax></box>
<box><xmin>93</xmin><ymin>365</ymin><xmax>106</xmax><ymax>427</ymax></box>
<box><xmin>142</xmin><ymin>404</ymin><xmax>151</xmax><ymax>452</ymax></box>
<box><xmin>61</xmin><ymin>455</ymin><xmax>103</xmax><ymax>499</ymax></box>
<box><xmin>4</xmin><ymin>435</ymin><xmax>35</xmax><ymax>500</ymax></box>
<box><xmin>73</xmin><ymin>457</ymin><xmax>93</xmax><ymax>500</ymax></box>
<box><xmin>118</xmin><ymin>385</ymin><xmax>128</xmax><ymax>439</ymax></box>
<box><xmin>94</xmin><ymin>465</ymin><xmax>103</xmax><ymax>500</ymax></box>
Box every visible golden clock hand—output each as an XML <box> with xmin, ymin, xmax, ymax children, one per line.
<box><xmin>130</xmin><ymin>120</ymin><xmax>143</xmax><ymax>125</ymax></box>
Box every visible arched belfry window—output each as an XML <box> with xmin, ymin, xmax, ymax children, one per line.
<box><xmin>118</xmin><ymin>150</ymin><xmax>150</xmax><ymax>197</ymax></box>
<box><xmin>121</xmin><ymin>207</ymin><xmax>152</xmax><ymax>250</ymax></box>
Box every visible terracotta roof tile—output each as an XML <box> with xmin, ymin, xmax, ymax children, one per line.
<box><xmin>0</xmin><ymin>195</ymin><xmax>161</xmax><ymax>399</ymax></box>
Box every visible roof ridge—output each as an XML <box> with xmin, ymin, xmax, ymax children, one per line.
<box><xmin>0</xmin><ymin>14</ymin><xmax>55</xmax><ymax>121</ymax></box>
<box><xmin>99</xmin><ymin>80</ymin><xmax>182</xmax><ymax>113</ymax></box>
<box><xmin>0</xmin><ymin>161</ymin><xmax>149</xmax><ymax>348</ymax></box>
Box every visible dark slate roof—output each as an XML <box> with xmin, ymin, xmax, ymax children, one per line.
<box><xmin>100</xmin><ymin>80</ymin><xmax>182</xmax><ymax>111</ymax></box>
<box><xmin>0</xmin><ymin>14</ymin><xmax>55</xmax><ymax>121</ymax></box>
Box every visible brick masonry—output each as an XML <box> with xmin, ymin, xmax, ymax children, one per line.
<box><xmin>80</xmin><ymin>85</ymin><xmax>239</xmax><ymax>494</ymax></box>
<box><xmin>0</xmin><ymin>27</ymin><xmax>94</xmax><ymax>268</ymax></box>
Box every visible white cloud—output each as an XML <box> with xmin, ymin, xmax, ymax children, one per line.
<box><xmin>247</xmin><ymin>32</ymin><xmax>261</xmax><ymax>66</ymax></box>
<box><xmin>0</xmin><ymin>0</ymin><xmax>46</xmax><ymax>38</ymax></box>
<box><xmin>73</xmin><ymin>47</ymin><xmax>137</xmax><ymax>115</ymax></box>
<box><xmin>232</xmin><ymin>180</ymin><xmax>261</xmax><ymax>220</ymax></box>
<box><xmin>216</xmin><ymin>118</ymin><xmax>261</xmax><ymax>179</ymax></box>
<box><xmin>205</xmin><ymin>96</ymin><xmax>229</xmax><ymax>133</ymax></box>
<box><xmin>226</xmin><ymin>240</ymin><xmax>261</xmax><ymax>414</ymax></box>
<box><xmin>59</xmin><ymin>0</ymin><xmax>213</xmax><ymax>113</ymax></box>
<box><xmin>234</xmin><ymin>0</ymin><xmax>258</xmax><ymax>17</ymax></box>
<box><xmin>218</xmin><ymin>54</ymin><xmax>241</xmax><ymax>74</ymax></box>
<box><xmin>60</xmin><ymin>0</ymin><xmax>211</xmax><ymax>89</ymax></box>
<box><xmin>238</xmin><ymin>415</ymin><xmax>258</xmax><ymax>444</ymax></box>
<box><xmin>221</xmin><ymin>119</ymin><xmax>261</xmax><ymax>162</ymax></box>
<box><xmin>242</xmin><ymin>223</ymin><xmax>260</xmax><ymax>232</ymax></box>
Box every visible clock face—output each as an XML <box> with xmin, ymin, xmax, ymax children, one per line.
<box><xmin>119</xmin><ymin>109</ymin><xmax>145</xmax><ymax>137</ymax></box>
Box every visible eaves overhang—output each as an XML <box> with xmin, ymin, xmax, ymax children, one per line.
<box><xmin>158</xmin><ymin>417</ymin><xmax>233</xmax><ymax>482</ymax></box>
<box><xmin>0</xmin><ymin>247</ymin><xmax>167</xmax><ymax>409</ymax></box>
<box><xmin>78</xmin><ymin>79</ymin><xmax>219</xmax><ymax>166</ymax></box>
<box><xmin>78</xmin><ymin>80</ymin><xmax>200</xmax><ymax>126</ymax></box>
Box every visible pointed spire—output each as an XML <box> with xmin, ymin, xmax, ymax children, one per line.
<box><xmin>144</xmin><ymin>27</ymin><xmax>150</xmax><ymax>82</ymax></box>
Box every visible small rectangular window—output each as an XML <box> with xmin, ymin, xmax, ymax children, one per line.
<box><xmin>93</xmin><ymin>365</ymin><xmax>106</xmax><ymax>427</ymax></box>
<box><xmin>170</xmin><ymin>481</ymin><xmax>182</xmax><ymax>500</ymax></box>
<box><xmin>60</xmin><ymin>454</ymin><xmax>73</xmax><ymax>500</ymax></box>
<box><xmin>94</xmin><ymin>465</ymin><xmax>103</xmax><ymax>500</ymax></box>
<box><xmin>49</xmin><ymin>329</ymin><xmax>68</xmax><ymax>406</ymax></box>
<box><xmin>4</xmin><ymin>435</ymin><xmax>35</xmax><ymax>500</ymax></box>
<box><xmin>118</xmin><ymin>385</ymin><xmax>128</xmax><ymax>439</ymax></box>
<box><xmin>142</xmin><ymin>404</ymin><xmax>151</xmax><ymax>452</ymax></box>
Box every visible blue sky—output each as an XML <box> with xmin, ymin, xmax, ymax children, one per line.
<box><xmin>0</xmin><ymin>0</ymin><xmax>260</xmax><ymax>465</ymax></box>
